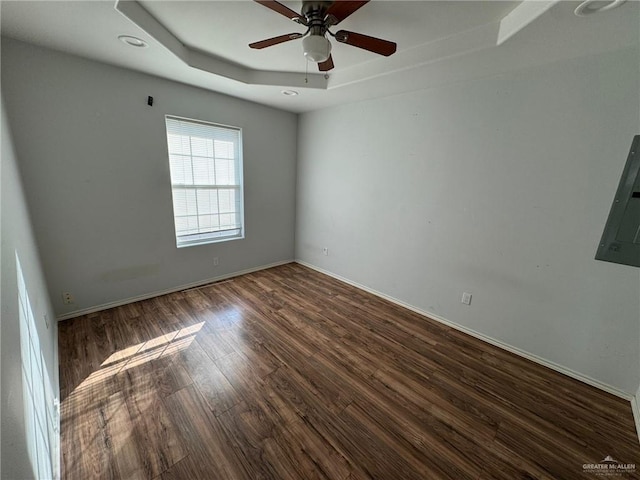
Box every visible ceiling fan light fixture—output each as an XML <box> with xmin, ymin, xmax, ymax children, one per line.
<box><xmin>302</xmin><ymin>35</ymin><xmax>331</xmax><ymax>63</ymax></box>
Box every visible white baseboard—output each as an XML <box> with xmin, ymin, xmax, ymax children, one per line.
<box><xmin>633</xmin><ymin>388</ymin><xmax>640</xmax><ymax>444</ymax></box>
<box><xmin>56</xmin><ymin>259</ymin><xmax>294</xmax><ymax>321</ymax></box>
<box><xmin>295</xmin><ymin>260</ymin><xmax>633</xmax><ymax>401</ymax></box>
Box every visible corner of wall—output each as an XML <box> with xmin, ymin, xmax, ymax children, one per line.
<box><xmin>632</xmin><ymin>385</ymin><xmax>640</xmax><ymax>445</ymax></box>
<box><xmin>636</xmin><ymin>278</ymin><xmax>640</xmax><ymax>446</ymax></box>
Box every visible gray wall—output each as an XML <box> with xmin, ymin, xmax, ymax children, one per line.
<box><xmin>1</xmin><ymin>95</ymin><xmax>58</xmax><ymax>479</ymax></box>
<box><xmin>296</xmin><ymin>47</ymin><xmax>640</xmax><ymax>395</ymax></box>
<box><xmin>1</xmin><ymin>38</ymin><xmax>297</xmax><ymax>316</ymax></box>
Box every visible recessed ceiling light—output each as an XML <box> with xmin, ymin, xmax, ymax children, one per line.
<box><xmin>118</xmin><ymin>35</ymin><xmax>148</xmax><ymax>48</ymax></box>
<box><xmin>281</xmin><ymin>90</ymin><xmax>299</xmax><ymax>96</ymax></box>
<box><xmin>574</xmin><ymin>0</ymin><xmax>626</xmax><ymax>16</ymax></box>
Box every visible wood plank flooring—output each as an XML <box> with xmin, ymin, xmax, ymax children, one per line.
<box><xmin>59</xmin><ymin>263</ymin><xmax>640</xmax><ymax>480</ymax></box>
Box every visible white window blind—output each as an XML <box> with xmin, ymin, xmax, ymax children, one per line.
<box><xmin>165</xmin><ymin>116</ymin><xmax>244</xmax><ymax>247</ymax></box>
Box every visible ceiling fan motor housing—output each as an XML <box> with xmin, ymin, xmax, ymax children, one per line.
<box><xmin>302</xmin><ymin>2</ymin><xmax>333</xmax><ymax>19</ymax></box>
<box><xmin>302</xmin><ymin>1</ymin><xmax>333</xmax><ymax>34</ymax></box>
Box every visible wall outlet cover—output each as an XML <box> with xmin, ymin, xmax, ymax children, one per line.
<box><xmin>62</xmin><ymin>292</ymin><xmax>74</xmax><ymax>305</ymax></box>
<box><xmin>461</xmin><ymin>292</ymin><xmax>472</xmax><ymax>305</ymax></box>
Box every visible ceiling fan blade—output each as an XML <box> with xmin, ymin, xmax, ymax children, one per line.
<box><xmin>334</xmin><ymin>30</ymin><xmax>396</xmax><ymax>56</ymax></box>
<box><xmin>254</xmin><ymin>0</ymin><xmax>304</xmax><ymax>22</ymax></box>
<box><xmin>249</xmin><ymin>33</ymin><xmax>304</xmax><ymax>49</ymax></box>
<box><xmin>318</xmin><ymin>55</ymin><xmax>334</xmax><ymax>72</ymax></box>
<box><xmin>325</xmin><ymin>1</ymin><xmax>369</xmax><ymax>25</ymax></box>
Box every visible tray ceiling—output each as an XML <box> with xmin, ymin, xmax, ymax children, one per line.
<box><xmin>1</xmin><ymin>1</ymin><xmax>638</xmax><ymax>113</ymax></box>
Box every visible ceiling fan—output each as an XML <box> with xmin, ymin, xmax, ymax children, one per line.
<box><xmin>249</xmin><ymin>0</ymin><xmax>397</xmax><ymax>72</ymax></box>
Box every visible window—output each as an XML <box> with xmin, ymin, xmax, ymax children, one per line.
<box><xmin>17</xmin><ymin>253</ymin><xmax>59</xmax><ymax>479</ymax></box>
<box><xmin>165</xmin><ymin>116</ymin><xmax>244</xmax><ymax>247</ymax></box>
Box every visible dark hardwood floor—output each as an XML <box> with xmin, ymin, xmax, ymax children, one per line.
<box><xmin>59</xmin><ymin>263</ymin><xmax>640</xmax><ymax>479</ymax></box>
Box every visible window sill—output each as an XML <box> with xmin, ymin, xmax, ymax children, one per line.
<box><xmin>176</xmin><ymin>233</ymin><xmax>244</xmax><ymax>248</ymax></box>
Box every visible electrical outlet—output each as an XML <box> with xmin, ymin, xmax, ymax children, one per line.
<box><xmin>213</xmin><ymin>257</ymin><xmax>219</xmax><ymax>266</ymax></box>
<box><xmin>62</xmin><ymin>292</ymin><xmax>74</xmax><ymax>305</ymax></box>
<box><xmin>461</xmin><ymin>292</ymin><xmax>472</xmax><ymax>305</ymax></box>
<box><xmin>322</xmin><ymin>247</ymin><xmax>329</xmax><ymax>256</ymax></box>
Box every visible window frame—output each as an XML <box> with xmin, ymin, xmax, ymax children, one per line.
<box><xmin>164</xmin><ymin>115</ymin><xmax>245</xmax><ymax>248</ymax></box>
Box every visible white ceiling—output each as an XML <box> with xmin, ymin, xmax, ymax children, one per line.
<box><xmin>1</xmin><ymin>1</ymin><xmax>638</xmax><ymax>113</ymax></box>
<box><xmin>139</xmin><ymin>1</ymin><xmax>516</xmax><ymax>72</ymax></box>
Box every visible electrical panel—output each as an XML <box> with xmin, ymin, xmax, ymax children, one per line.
<box><xmin>595</xmin><ymin>135</ymin><xmax>640</xmax><ymax>268</ymax></box>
